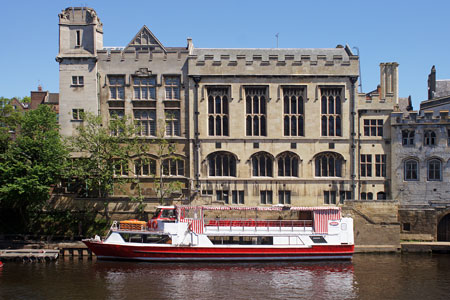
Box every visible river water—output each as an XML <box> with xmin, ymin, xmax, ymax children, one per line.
<box><xmin>1</xmin><ymin>254</ymin><xmax>450</xmax><ymax>300</ymax></box>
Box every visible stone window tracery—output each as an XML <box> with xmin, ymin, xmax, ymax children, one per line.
<box><xmin>133</xmin><ymin>77</ymin><xmax>156</xmax><ymax>100</ymax></box>
<box><xmin>207</xmin><ymin>88</ymin><xmax>229</xmax><ymax>136</ymax></box>
<box><xmin>283</xmin><ymin>88</ymin><xmax>304</xmax><ymax>136</ymax></box>
<box><xmin>207</xmin><ymin>152</ymin><xmax>236</xmax><ymax>177</ymax></box>
<box><xmin>109</xmin><ymin>109</ymin><xmax>124</xmax><ymax>136</ymax></box>
<box><xmin>164</xmin><ymin>76</ymin><xmax>180</xmax><ymax>100</ymax></box>
<box><xmin>113</xmin><ymin>159</ymin><xmax>129</xmax><ymax>176</ymax></box>
<box><xmin>134</xmin><ymin>110</ymin><xmax>156</xmax><ymax>136</ymax></box>
<box><xmin>108</xmin><ymin>76</ymin><xmax>125</xmax><ymax>100</ymax></box>
<box><xmin>320</xmin><ymin>88</ymin><xmax>342</xmax><ymax>137</ymax></box>
<box><xmin>162</xmin><ymin>158</ymin><xmax>184</xmax><ymax>176</ymax></box>
<box><xmin>165</xmin><ymin>110</ymin><xmax>180</xmax><ymax>136</ymax></box>
<box><xmin>277</xmin><ymin>152</ymin><xmax>299</xmax><ymax>177</ymax></box>
<box><xmin>402</xmin><ymin>130</ymin><xmax>415</xmax><ymax>146</ymax></box>
<box><xmin>134</xmin><ymin>158</ymin><xmax>156</xmax><ymax>176</ymax></box>
<box><xmin>251</xmin><ymin>152</ymin><xmax>273</xmax><ymax>177</ymax></box>
<box><xmin>315</xmin><ymin>152</ymin><xmax>343</xmax><ymax>177</ymax></box>
<box><xmin>246</xmin><ymin>87</ymin><xmax>267</xmax><ymax>136</ymax></box>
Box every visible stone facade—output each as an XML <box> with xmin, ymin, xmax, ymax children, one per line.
<box><xmin>392</xmin><ymin>66</ymin><xmax>450</xmax><ymax>241</ymax></box>
<box><xmin>56</xmin><ymin>8</ymin><xmax>399</xmax><ymax>219</ymax></box>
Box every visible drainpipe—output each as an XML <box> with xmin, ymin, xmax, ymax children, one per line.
<box><xmin>97</xmin><ymin>72</ymin><xmax>101</xmax><ymax>116</ymax></box>
<box><xmin>349</xmin><ymin>76</ymin><xmax>358</xmax><ymax>201</ymax></box>
<box><xmin>357</xmin><ymin>109</ymin><xmax>367</xmax><ymax>201</ymax></box>
<box><xmin>193</xmin><ymin>76</ymin><xmax>201</xmax><ymax>191</ymax></box>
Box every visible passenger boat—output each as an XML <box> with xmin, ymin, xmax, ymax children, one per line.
<box><xmin>83</xmin><ymin>205</ymin><xmax>354</xmax><ymax>261</ymax></box>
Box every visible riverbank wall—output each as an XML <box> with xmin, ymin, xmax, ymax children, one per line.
<box><xmin>0</xmin><ymin>195</ymin><xmax>403</xmax><ymax>251</ymax></box>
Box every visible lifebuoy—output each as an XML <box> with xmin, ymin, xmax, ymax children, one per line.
<box><xmin>151</xmin><ymin>220</ymin><xmax>158</xmax><ymax>230</ymax></box>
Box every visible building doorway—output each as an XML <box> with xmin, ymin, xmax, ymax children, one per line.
<box><xmin>437</xmin><ymin>214</ymin><xmax>450</xmax><ymax>241</ymax></box>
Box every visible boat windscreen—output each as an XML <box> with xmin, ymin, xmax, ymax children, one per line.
<box><xmin>151</xmin><ymin>208</ymin><xmax>161</xmax><ymax>219</ymax></box>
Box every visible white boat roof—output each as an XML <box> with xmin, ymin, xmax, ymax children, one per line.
<box><xmin>177</xmin><ymin>205</ymin><xmax>340</xmax><ymax>212</ymax></box>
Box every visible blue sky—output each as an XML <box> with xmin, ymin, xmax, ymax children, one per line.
<box><xmin>1</xmin><ymin>0</ymin><xmax>450</xmax><ymax>109</ymax></box>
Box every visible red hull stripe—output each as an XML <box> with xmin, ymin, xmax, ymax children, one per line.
<box><xmin>96</xmin><ymin>255</ymin><xmax>353</xmax><ymax>261</ymax></box>
<box><xmin>84</xmin><ymin>242</ymin><xmax>354</xmax><ymax>260</ymax></box>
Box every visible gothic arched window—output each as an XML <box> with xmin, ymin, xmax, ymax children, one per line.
<box><xmin>277</xmin><ymin>152</ymin><xmax>300</xmax><ymax>177</ymax></box>
<box><xmin>207</xmin><ymin>88</ymin><xmax>229</xmax><ymax>136</ymax></box>
<box><xmin>246</xmin><ymin>88</ymin><xmax>267</xmax><ymax>136</ymax></box>
<box><xmin>283</xmin><ymin>88</ymin><xmax>305</xmax><ymax>136</ymax></box>
<box><xmin>402</xmin><ymin>130</ymin><xmax>414</xmax><ymax>146</ymax></box>
<box><xmin>315</xmin><ymin>152</ymin><xmax>343</xmax><ymax>177</ymax></box>
<box><xmin>208</xmin><ymin>152</ymin><xmax>236</xmax><ymax>177</ymax></box>
<box><xmin>251</xmin><ymin>152</ymin><xmax>273</xmax><ymax>177</ymax></box>
<box><xmin>320</xmin><ymin>88</ymin><xmax>342</xmax><ymax>137</ymax></box>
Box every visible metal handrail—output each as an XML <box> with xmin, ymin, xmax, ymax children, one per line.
<box><xmin>204</xmin><ymin>219</ymin><xmax>313</xmax><ymax>232</ymax></box>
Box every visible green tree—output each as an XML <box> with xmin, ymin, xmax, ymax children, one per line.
<box><xmin>153</xmin><ymin>118</ymin><xmax>183</xmax><ymax>205</ymax></box>
<box><xmin>68</xmin><ymin>112</ymin><xmax>134</xmax><ymax>219</ymax></box>
<box><xmin>0</xmin><ymin>97</ymin><xmax>22</xmax><ymax>153</ymax></box>
<box><xmin>69</xmin><ymin>112</ymin><xmax>184</xmax><ymax>218</ymax></box>
<box><xmin>0</xmin><ymin>105</ymin><xmax>68</xmax><ymax>232</ymax></box>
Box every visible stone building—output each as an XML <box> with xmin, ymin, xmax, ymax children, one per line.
<box><xmin>56</xmin><ymin>7</ymin><xmax>191</xmax><ymax>199</ymax></box>
<box><xmin>30</xmin><ymin>85</ymin><xmax>59</xmax><ymax>113</ymax></box>
<box><xmin>189</xmin><ymin>51</ymin><xmax>398</xmax><ymax>207</ymax></box>
<box><xmin>56</xmin><ymin>7</ymin><xmax>398</xmax><ymax>208</ymax></box>
<box><xmin>392</xmin><ymin>66</ymin><xmax>450</xmax><ymax>241</ymax></box>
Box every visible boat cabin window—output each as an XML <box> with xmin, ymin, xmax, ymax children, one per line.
<box><xmin>151</xmin><ymin>208</ymin><xmax>176</xmax><ymax>219</ymax></box>
<box><xmin>310</xmin><ymin>236</ymin><xmax>327</xmax><ymax>244</ymax></box>
<box><xmin>119</xmin><ymin>233</ymin><xmax>172</xmax><ymax>244</ymax></box>
<box><xmin>151</xmin><ymin>208</ymin><xmax>162</xmax><ymax>219</ymax></box>
<box><xmin>209</xmin><ymin>236</ymin><xmax>273</xmax><ymax>245</ymax></box>
<box><xmin>161</xmin><ymin>209</ymin><xmax>176</xmax><ymax>219</ymax></box>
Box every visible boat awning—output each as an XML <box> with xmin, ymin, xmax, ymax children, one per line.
<box><xmin>177</xmin><ymin>205</ymin><xmax>341</xmax><ymax>212</ymax></box>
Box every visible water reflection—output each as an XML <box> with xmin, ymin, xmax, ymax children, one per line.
<box><xmin>2</xmin><ymin>255</ymin><xmax>450</xmax><ymax>300</ymax></box>
<box><xmin>94</xmin><ymin>261</ymin><xmax>355</xmax><ymax>300</ymax></box>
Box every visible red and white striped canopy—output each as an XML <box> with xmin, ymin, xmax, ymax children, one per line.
<box><xmin>176</xmin><ymin>205</ymin><xmax>341</xmax><ymax>234</ymax></box>
<box><xmin>177</xmin><ymin>205</ymin><xmax>341</xmax><ymax>212</ymax></box>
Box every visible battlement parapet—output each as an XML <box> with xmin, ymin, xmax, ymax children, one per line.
<box><xmin>97</xmin><ymin>47</ymin><xmax>189</xmax><ymax>63</ymax></box>
<box><xmin>391</xmin><ymin>110</ymin><xmax>450</xmax><ymax>125</ymax></box>
<box><xmin>59</xmin><ymin>7</ymin><xmax>102</xmax><ymax>27</ymax></box>
<box><xmin>187</xmin><ymin>48</ymin><xmax>359</xmax><ymax>76</ymax></box>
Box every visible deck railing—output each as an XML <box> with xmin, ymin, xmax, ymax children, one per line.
<box><xmin>204</xmin><ymin>219</ymin><xmax>313</xmax><ymax>232</ymax></box>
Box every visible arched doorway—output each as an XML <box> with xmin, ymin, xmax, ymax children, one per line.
<box><xmin>437</xmin><ymin>214</ymin><xmax>450</xmax><ymax>241</ymax></box>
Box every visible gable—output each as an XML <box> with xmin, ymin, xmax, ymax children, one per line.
<box><xmin>126</xmin><ymin>25</ymin><xmax>166</xmax><ymax>52</ymax></box>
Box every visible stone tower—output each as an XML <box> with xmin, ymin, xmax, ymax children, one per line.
<box><xmin>379</xmin><ymin>62</ymin><xmax>399</xmax><ymax>104</ymax></box>
<box><xmin>56</xmin><ymin>7</ymin><xmax>103</xmax><ymax>136</ymax></box>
